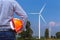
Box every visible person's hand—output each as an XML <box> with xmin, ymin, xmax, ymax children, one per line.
<box><xmin>16</xmin><ymin>29</ymin><xmax>23</xmax><ymax>34</ymax></box>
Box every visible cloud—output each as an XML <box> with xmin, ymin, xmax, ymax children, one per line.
<box><xmin>49</xmin><ymin>21</ymin><xmax>56</xmax><ymax>26</ymax></box>
<box><xmin>49</xmin><ymin>21</ymin><xmax>60</xmax><ymax>27</ymax></box>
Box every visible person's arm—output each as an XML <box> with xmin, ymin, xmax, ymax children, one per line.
<box><xmin>13</xmin><ymin>1</ymin><xmax>28</xmax><ymax>31</ymax></box>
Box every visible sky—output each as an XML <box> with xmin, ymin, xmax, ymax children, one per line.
<box><xmin>15</xmin><ymin>0</ymin><xmax>60</xmax><ymax>37</ymax></box>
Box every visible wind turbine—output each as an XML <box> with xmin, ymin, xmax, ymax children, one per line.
<box><xmin>49</xmin><ymin>21</ymin><xmax>55</xmax><ymax>38</ymax></box>
<box><xmin>30</xmin><ymin>3</ymin><xmax>47</xmax><ymax>39</ymax></box>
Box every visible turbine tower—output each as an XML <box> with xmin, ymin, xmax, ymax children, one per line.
<box><xmin>30</xmin><ymin>3</ymin><xmax>47</xmax><ymax>39</ymax></box>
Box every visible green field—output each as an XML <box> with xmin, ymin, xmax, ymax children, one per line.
<box><xmin>16</xmin><ymin>39</ymin><xmax>60</xmax><ymax>40</ymax></box>
<box><xmin>16</xmin><ymin>38</ymin><xmax>60</xmax><ymax>40</ymax></box>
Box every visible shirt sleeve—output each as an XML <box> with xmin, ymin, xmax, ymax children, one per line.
<box><xmin>13</xmin><ymin>1</ymin><xmax>28</xmax><ymax>31</ymax></box>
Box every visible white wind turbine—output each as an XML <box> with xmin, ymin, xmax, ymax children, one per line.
<box><xmin>30</xmin><ymin>3</ymin><xmax>47</xmax><ymax>39</ymax></box>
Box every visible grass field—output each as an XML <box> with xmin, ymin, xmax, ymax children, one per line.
<box><xmin>16</xmin><ymin>39</ymin><xmax>60</xmax><ymax>40</ymax></box>
<box><xmin>16</xmin><ymin>38</ymin><xmax>60</xmax><ymax>40</ymax></box>
<box><xmin>40</xmin><ymin>39</ymin><xmax>60</xmax><ymax>40</ymax></box>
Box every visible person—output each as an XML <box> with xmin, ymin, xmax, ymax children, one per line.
<box><xmin>0</xmin><ymin>0</ymin><xmax>28</xmax><ymax>40</ymax></box>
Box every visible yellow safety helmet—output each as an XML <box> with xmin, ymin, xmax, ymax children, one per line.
<box><xmin>10</xmin><ymin>18</ymin><xmax>23</xmax><ymax>33</ymax></box>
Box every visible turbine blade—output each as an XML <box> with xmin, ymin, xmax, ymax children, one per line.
<box><xmin>40</xmin><ymin>3</ymin><xmax>46</xmax><ymax>14</ymax></box>
<box><xmin>40</xmin><ymin>15</ymin><xmax>47</xmax><ymax>24</ymax></box>
<box><xmin>29</xmin><ymin>13</ymin><xmax>39</xmax><ymax>14</ymax></box>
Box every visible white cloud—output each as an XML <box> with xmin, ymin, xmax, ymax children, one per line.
<box><xmin>49</xmin><ymin>21</ymin><xmax>56</xmax><ymax>27</ymax></box>
<box><xmin>48</xmin><ymin>21</ymin><xmax>60</xmax><ymax>27</ymax></box>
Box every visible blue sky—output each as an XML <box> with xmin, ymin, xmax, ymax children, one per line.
<box><xmin>15</xmin><ymin>0</ymin><xmax>60</xmax><ymax>36</ymax></box>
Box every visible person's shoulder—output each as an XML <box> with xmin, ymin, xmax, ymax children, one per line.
<box><xmin>6</xmin><ymin>0</ymin><xmax>17</xmax><ymax>5</ymax></box>
<box><xmin>9</xmin><ymin>0</ymin><xmax>17</xmax><ymax>4</ymax></box>
<box><xmin>8</xmin><ymin>0</ymin><xmax>16</xmax><ymax>2</ymax></box>
<box><xmin>4</xmin><ymin>0</ymin><xmax>16</xmax><ymax>3</ymax></box>
<box><xmin>10</xmin><ymin>0</ymin><xmax>17</xmax><ymax>2</ymax></box>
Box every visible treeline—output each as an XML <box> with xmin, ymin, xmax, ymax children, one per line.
<box><xmin>45</xmin><ymin>28</ymin><xmax>60</xmax><ymax>39</ymax></box>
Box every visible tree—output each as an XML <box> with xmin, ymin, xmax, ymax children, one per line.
<box><xmin>56</xmin><ymin>32</ymin><xmax>60</xmax><ymax>38</ymax></box>
<box><xmin>25</xmin><ymin>21</ymin><xmax>33</xmax><ymax>38</ymax></box>
<box><xmin>18</xmin><ymin>20</ymin><xmax>33</xmax><ymax>39</ymax></box>
<box><xmin>45</xmin><ymin>28</ymin><xmax>49</xmax><ymax>38</ymax></box>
